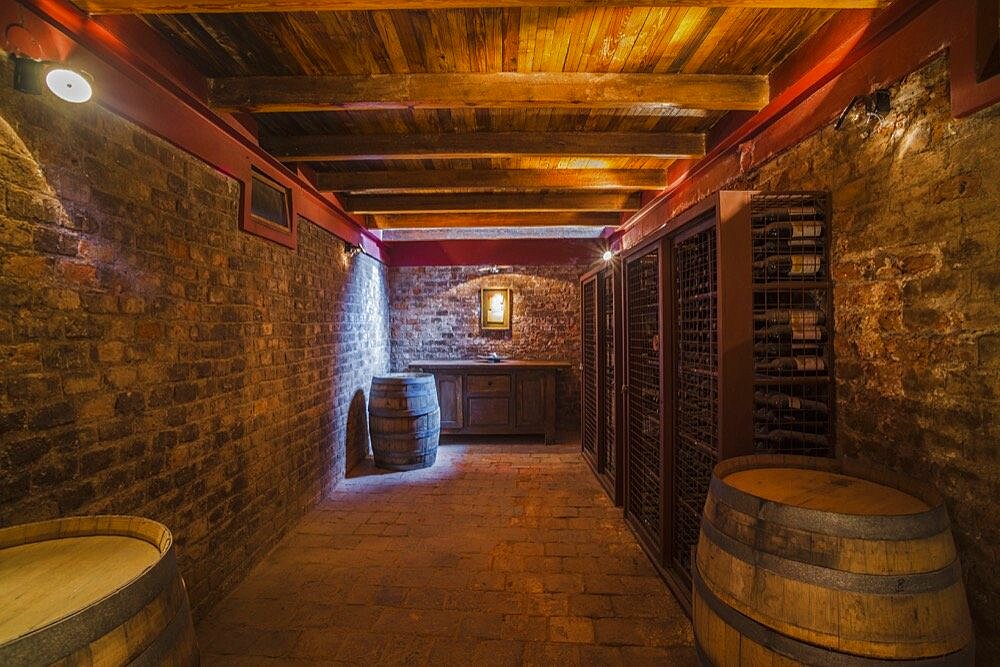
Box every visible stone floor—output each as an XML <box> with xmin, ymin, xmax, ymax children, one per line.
<box><xmin>197</xmin><ymin>442</ymin><xmax>696</xmax><ymax>666</ymax></box>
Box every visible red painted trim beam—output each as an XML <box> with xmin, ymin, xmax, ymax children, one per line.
<box><xmin>6</xmin><ymin>0</ymin><xmax>385</xmax><ymax>261</ymax></box>
<box><xmin>384</xmin><ymin>240</ymin><xmax>604</xmax><ymax>267</ymax></box>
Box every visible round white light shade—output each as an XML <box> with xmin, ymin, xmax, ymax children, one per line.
<box><xmin>602</xmin><ymin>250</ymin><xmax>614</xmax><ymax>262</ymax></box>
<box><xmin>45</xmin><ymin>68</ymin><xmax>92</xmax><ymax>103</ymax></box>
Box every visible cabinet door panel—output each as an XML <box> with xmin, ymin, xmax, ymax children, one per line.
<box><xmin>467</xmin><ymin>397</ymin><xmax>511</xmax><ymax>427</ymax></box>
<box><xmin>516</xmin><ymin>372</ymin><xmax>546</xmax><ymax>429</ymax></box>
<box><xmin>436</xmin><ymin>374</ymin><xmax>463</xmax><ymax>429</ymax></box>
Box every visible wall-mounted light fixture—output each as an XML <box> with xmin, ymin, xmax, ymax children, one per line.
<box><xmin>601</xmin><ymin>249</ymin><xmax>615</xmax><ymax>262</ymax></box>
<box><xmin>10</xmin><ymin>55</ymin><xmax>93</xmax><ymax>104</ymax></box>
<box><xmin>835</xmin><ymin>89</ymin><xmax>890</xmax><ymax>130</ymax></box>
<box><xmin>478</xmin><ymin>265</ymin><xmax>506</xmax><ymax>275</ymax></box>
<box><xmin>343</xmin><ymin>240</ymin><xmax>362</xmax><ymax>258</ymax></box>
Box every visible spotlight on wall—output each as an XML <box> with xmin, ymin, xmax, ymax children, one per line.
<box><xmin>477</xmin><ymin>265</ymin><xmax>506</xmax><ymax>275</ymax></box>
<box><xmin>601</xmin><ymin>250</ymin><xmax>615</xmax><ymax>262</ymax></box>
<box><xmin>343</xmin><ymin>240</ymin><xmax>362</xmax><ymax>258</ymax></box>
<box><xmin>45</xmin><ymin>67</ymin><xmax>92</xmax><ymax>103</ymax></box>
<box><xmin>10</xmin><ymin>55</ymin><xmax>93</xmax><ymax>103</ymax></box>
<box><xmin>835</xmin><ymin>89</ymin><xmax>890</xmax><ymax>130</ymax></box>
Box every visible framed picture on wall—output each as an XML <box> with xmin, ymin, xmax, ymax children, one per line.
<box><xmin>481</xmin><ymin>288</ymin><xmax>512</xmax><ymax>331</ymax></box>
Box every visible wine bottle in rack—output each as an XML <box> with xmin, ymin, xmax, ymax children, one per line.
<box><xmin>753</xmin><ymin>254</ymin><xmax>823</xmax><ymax>278</ymax></box>
<box><xmin>761</xmin><ymin>237</ymin><xmax>823</xmax><ymax>256</ymax></box>
<box><xmin>759</xmin><ymin>429</ymin><xmax>830</xmax><ymax>448</ymax></box>
<box><xmin>754</xmin><ymin>355</ymin><xmax>827</xmax><ymax>373</ymax></box>
<box><xmin>754</xmin><ymin>342</ymin><xmax>822</xmax><ymax>357</ymax></box>
<box><xmin>754</xmin><ymin>219</ymin><xmax>825</xmax><ymax>240</ymax></box>
<box><xmin>754</xmin><ymin>391</ymin><xmax>830</xmax><ymax>414</ymax></box>
<box><xmin>756</xmin><ymin>323</ymin><xmax>828</xmax><ymax>343</ymax></box>
<box><xmin>754</xmin><ymin>407</ymin><xmax>828</xmax><ymax>427</ymax></box>
<box><xmin>754</xmin><ymin>309</ymin><xmax>826</xmax><ymax>326</ymax></box>
<box><xmin>752</xmin><ymin>205</ymin><xmax>823</xmax><ymax>222</ymax></box>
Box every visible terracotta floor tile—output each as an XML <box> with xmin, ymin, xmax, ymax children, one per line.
<box><xmin>196</xmin><ymin>443</ymin><xmax>692</xmax><ymax>665</ymax></box>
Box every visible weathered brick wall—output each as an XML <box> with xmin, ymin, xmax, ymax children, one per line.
<box><xmin>0</xmin><ymin>59</ymin><xmax>390</xmax><ymax>619</ymax></box>
<box><xmin>388</xmin><ymin>265</ymin><xmax>585</xmax><ymax>432</ymax></box>
<box><xmin>680</xmin><ymin>57</ymin><xmax>999</xmax><ymax>659</ymax></box>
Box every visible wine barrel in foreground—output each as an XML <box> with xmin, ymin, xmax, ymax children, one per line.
<box><xmin>694</xmin><ymin>455</ymin><xmax>973</xmax><ymax>666</ymax></box>
<box><xmin>369</xmin><ymin>373</ymin><xmax>441</xmax><ymax>471</ymax></box>
<box><xmin>0</xmin><ymin>515</ymin><xmax>198</xmax><ymax>667</ymax></box>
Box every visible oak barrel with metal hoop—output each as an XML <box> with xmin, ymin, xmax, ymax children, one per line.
<box><xmin>0</xmin><ymin>515</ymin><xmax>199</xmax><ymax>666</ymax></box>
<box><xmin>369</xmin><ymin>373</ymin><xmax>440</xmax><ymax>471</ymax></box>
<box><xmin>694</xmin><ymin>454</ymin><xmax>973</xmax><ymax>665</ymax></box>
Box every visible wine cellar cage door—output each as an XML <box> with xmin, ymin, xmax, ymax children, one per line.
<box><xmin>672</xmin><ymin>223</ymin><xmax>719</xmax><ymax>582</ymax></box>
<box><xmin>581</xmin><ymin>276</ymin><xmax>598</xmax><ymax>462</ymax></box>
<box><xmin>598</xmin><ymin>267</ymin><xmax>617</xmax><ymax>496</ymax></box>
<box><xmin>751</xmin><ymin>192</ymin><xmax>835</xmax><ymax>457</ymax></box>
<box><xmin>625</xmin><ymin>248</ymin><xmax>662</xmax><ymax>554</ymax></box>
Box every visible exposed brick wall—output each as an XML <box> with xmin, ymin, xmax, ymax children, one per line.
<box><xmin>388</xmin><ymin>265</ymin><xmax>585</xmax><ymax>432</ymax></box>
<box><xmin>675</xmin><ymin>57</ymin><xmax>1000</xmax><ymax>659</ymax></box>
<box><xmin>0</xmin><ymin>58</ymin><xmax>390</xmax><ymax>619</ymax></box>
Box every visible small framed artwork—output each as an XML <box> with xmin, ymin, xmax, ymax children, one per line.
<box><xmin>480</xmin><ymin>288</ymin><xmax>512</xmax><ymax>331</ymax></box>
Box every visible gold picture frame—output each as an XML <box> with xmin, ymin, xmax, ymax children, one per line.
<box><xmin>480</xmin><ymin>288</ymin><xmax>512</xmax><ymax>330</ymax></box>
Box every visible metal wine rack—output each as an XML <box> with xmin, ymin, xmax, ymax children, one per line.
<box><xmin>751</xmin><ymin>192</ymin><xmax>835</xmax><ymax>457</ymax></box>
<box><xmin>672</xmin><ymin>226</ymin><xmax>720</xmax><ymax>579</ymax></box>
<box><xmin>625</xmin><ymin>248</ymin><xmax>662</xmax><ymax>552</ymax></box>
<box><xmin>581</xmin><ymin>276</ymin><xmax>598</xmax><ymax>461</ymax></box>
<box><xmin>598</xmin><ymin>267</ymin><xmax>617</xmax><ymax>497</ymax></box>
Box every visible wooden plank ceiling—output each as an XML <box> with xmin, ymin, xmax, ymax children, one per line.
<box><xmin>101</xmin><ymin>4</ymin><xmax>842</xmax><ymax>231</ymax></box>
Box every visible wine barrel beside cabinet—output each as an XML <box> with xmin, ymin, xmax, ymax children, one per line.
<box><xmin>694</xmin><ymin>455</ymin><xmax>974</xmax><ymax>666</ymax></box>
<box><xmin>369</xmin><ymin>373</ymin><xmax>441</xmax><ymax>471</ymax></box>
<box><xmin>0</xmin><ymin>516</ymin><xmax>199</xmax><ymax>667</ymax></box>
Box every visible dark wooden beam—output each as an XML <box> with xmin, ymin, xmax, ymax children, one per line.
<box><xmin>79</xmin><ymin>0</ymin><xmax>889</xmax><ymax>14</ymax></box>
<box><xmin>317</xmin><ymin>169</ymin><xmax>667</xmax><ymax>193</ymax></box>
<box><xmin>209</xmin><ymin>73</ymin><xmax>768</xmax><ymax>112</ymax></box>
<box><xmin>345</xmin><ymin>192</ymin><xmax>640</xmax><ymax>213</ymax></box>
<box><xmin>371</xmin><ymin>212</ymin><xmax>620</xmax><ymax>228</ymax></box>
<box><xmin>265</xmin><ymin>132</ymin><xmax>705</xmax><ymax>161</ymax></box>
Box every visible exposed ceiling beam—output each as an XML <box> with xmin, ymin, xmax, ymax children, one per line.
<box><xmin>209</xmin><ymin>73</ymin><xmax>768</xmax><ymax>112</ymax></box>
<box><xmin>266</xmin><ymin>132</ymin><xmax>705</xmax><ymax>161</ymax></box>
<box><xmin>344</xmin><ymin>192</ymin><xmax>640</xmax><ymax>213</ymax></box>
<box><xmin>371</xmin><ymin>212</ymin><xmax>620</xmax><ymax>228</ymax></box>
<box><xmin>317</xmin><ymin>169</ymin><xmax>667</xmax><ymax>193</ymax></box>
<box><xmin>379</xmin><ymin>226</ymin><xmax>610</xmax><ymax>241</ymax></box>
<box><xmin>79</xmin><ymin>0</ymin><xmax>889</xmax><ymax>14</ymax></box>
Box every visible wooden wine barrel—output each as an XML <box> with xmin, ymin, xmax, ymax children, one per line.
<box><xmin>0</xmin><ymin>515</ymin><xmax>199</xmax><ymax>667</ymax></box>
<box><xmin>369</xmin><ymin>373</ymin><xmax>440</xmax><ymax>471</ymax></box>
<box><xmin>694</xmin><ymin>455</ymin><xmax>974</xmax><ymax>666</ymax></box>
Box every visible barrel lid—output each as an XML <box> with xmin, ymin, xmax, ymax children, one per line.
<box><xmin>0</xmin><ymin>516</ymin><xmax>169</xmax><ymax>646</ymax></box>
<box><xmin>373</xmin><ymin>372</ymin><xmax>434</xmax><ymax>381</ymax></box>
<box><xmin>724</xmin><ymin>467</ymin><xmax>930</xmax><ymax>515</ymax></box>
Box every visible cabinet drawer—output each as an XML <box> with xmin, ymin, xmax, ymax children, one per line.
<box><xmin>466</xmin><ymin>374</ymin><xmax>511</xmax><ymax>395</ymax></box>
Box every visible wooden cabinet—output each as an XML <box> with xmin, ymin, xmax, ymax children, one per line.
<box><xmin>410</xmin><ymin>360</ymin><xmax>567</xmax><ymax>444</ymax></box>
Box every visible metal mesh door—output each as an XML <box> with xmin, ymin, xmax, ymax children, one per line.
<box><xmin>599</xmin><ymin>267</ymin><xmax>617</xmax><ymax>492</ymax></box>
<box><xmin>581</xmin><ymin>277</ymin><xmax>598</xmax><ymax>459</ymax></box>
<box><xmin>625</xmin><ymin>249</ymin><xmax>661</xmax><ymax>551</ymax></box>
<box><xmin>672</xmin><ymin>226</ymin><xmax>719</xmax><ymax>580</ymax></box>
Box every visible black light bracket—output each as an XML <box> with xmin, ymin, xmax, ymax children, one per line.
<box><xmin>834</xmin><ymin>89</ymin><xmax>891</xmax><ymax>130</ymax></box>
<box><xmin>11</xmin><ymin>54</ymin><xmax>45</xmax><ymax>95</ymax></box>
